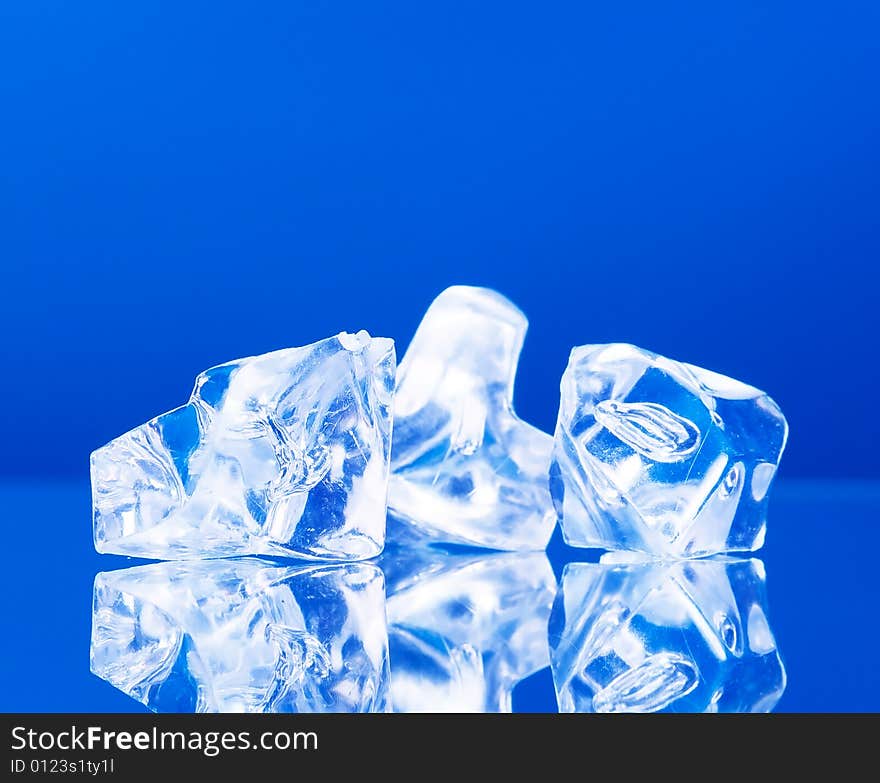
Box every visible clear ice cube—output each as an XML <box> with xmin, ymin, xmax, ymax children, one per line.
<box><xmin>550</xmin><ymin>344</ymin><xmax>788</xmax><ymax>556</ymax></box>
<box><xmin>91</xmin><ymin>332</ymin><xmax>395</xmax><ymax>560</ymax></box>
<box><xmin>389</xmin><ymin>287</ymin><xmax>556</xmax><ymax>550</ymax></box>
<box><xmin>90</xmin><ymin>559</ymin><xmax>390</xmax><ymax>712</ymax></box>
<box><xmin>383</xmin><ymin>548</ymin><xmax>556</xmax><ymax>712</ymax></box>
<box><xmin>549</xmin><ymin>557</ymin><xmax>785</xmax><ymax>713</ymax></box>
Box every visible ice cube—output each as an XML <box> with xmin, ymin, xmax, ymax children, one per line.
<box><xmin>91</xmin><ymin>332</ymin><xmax>395</xmax><ymax>560</ymax></box>
<box><xmin>551</xmin><ymin>344</ymin><xmax>787</xmax><ymax>555</ymax></box>
<box><xmin>389</xmin><ymin>287</ymin><xmax>555</xmax><ymax>550</ymax></box>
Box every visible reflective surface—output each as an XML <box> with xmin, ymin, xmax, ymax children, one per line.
<box><xmin>384</xmin><ymin>550</ymin><xmax>555</xmax><ymax>712</ymax></box>
<box><xmin>549</xmin><ymin>558</ymin><xmax>785</xmax><ymax>712</ymax></box>
<box><xmin>91</xmin><ymin>560</ymin><xmax>389</xmax><ymax>712</ymax></box>
<box><xmin>3</xmin><ymin>479</ymin><xmax>879</xmax><ymax>711</ymax></box>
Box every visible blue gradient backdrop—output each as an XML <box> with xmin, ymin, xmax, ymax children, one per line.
<box><xmin>1</xmin><ymin>2</ymin><xmax>879</xmax><ymax>713</ymax></box>
<box><xmin>2</xmin><ymin>2</ymin><xmax>878</xmax><ymax>480</ymax></box>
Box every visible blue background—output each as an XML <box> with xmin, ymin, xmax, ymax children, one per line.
<box><xmin>1</xmin><ymin>2</ymin><xmax>878</xmax><ymax>712</ymax></box>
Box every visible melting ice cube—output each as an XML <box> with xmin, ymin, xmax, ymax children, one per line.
<box><xmin>389</xmin><ymin>287</ymin><xmax>555</xmax><ymax>550</ymax></box>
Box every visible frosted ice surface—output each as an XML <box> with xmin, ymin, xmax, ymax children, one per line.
<box><xmin>389</xmin><ymin>287</ymin><xmax>555</xmax><ymax>550</ymax></box>
<box><xmin>91</xmin><ymin>332</ymin><xmax>395</xmax><ymax>560</ymax></box>
<box><xmin>383</xmin><ymin>548</ymin><xmax>556</xmax><ymax>712</ymax></box>
<box><xmin>90</xmin><ymin>559</ymin><xmax>390</xmax><ymax>712</ymax></box>
<box><xmin>549</xmin><ymin>558</ymin><xmax>785</xmax><ymax>713</ymax></box>
<box><xmin>551</xmin><ymin>344</ymin><xmax>788</xmax><ymax>556</ymax></box>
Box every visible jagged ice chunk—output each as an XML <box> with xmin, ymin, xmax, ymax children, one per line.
<box><xmin>91</xmin><ymin>332</ymin><xmax>395</xmax><ymax>560</ymax></box>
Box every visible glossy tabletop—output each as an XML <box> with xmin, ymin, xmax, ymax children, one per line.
<box><xmin>2</xmin><ymin>479</ymin><xmax>876</xmax><ymax>712</ymax></box>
